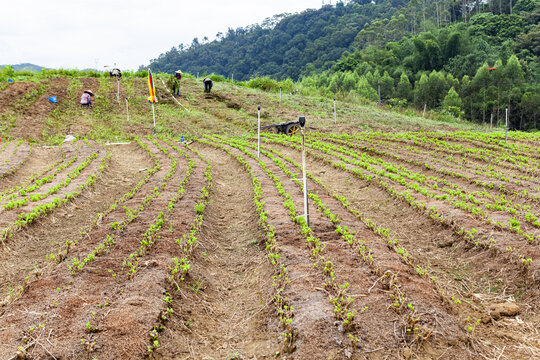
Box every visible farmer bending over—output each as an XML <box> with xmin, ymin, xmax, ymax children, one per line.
<box><xmin>81</xmin><ymin>90</ymin><xmax>94</xmax><ymax>108</ymax></box>
<box><xmin>167</xmin><ymin>70</ymin><xmax>182</xmax><ymax>97</ymax></box>
<box><xmin>203</xmin><ymin>78</ymin><xmax>213</xmax><ymax>93</ymax></box>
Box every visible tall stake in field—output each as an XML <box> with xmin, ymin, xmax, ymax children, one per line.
<box><xmin>299</xmin><ymin>116</ymin><xmax>309</xmax><ymax>227</ymax></box>
<box><xmin>333</xmin><ymin>98</ymin><xmax>337</xmax><ymax>124</ymax></box>
<box><xmin>505</xmin><ymin>106</ymin><xmax>508</xmax><ymax>143</ymax></box>
<box><xmin>125</xmin><ymin>97</ymin><xmax>129</xmax><ymax>123</ymax></box>
<box><xmin>148</xmin><ymin>69</ymin><xmax>157</xmax><ymax>134</ymax></box>
<box><xmin>257</xmin><ymin>105</ymin><xmax>261</xmax><ymax>159</ymax></box>
<box><xmin>116</xmin><ymin>78</ymin><xmax>120</xmax><ymax>103</ymax></box>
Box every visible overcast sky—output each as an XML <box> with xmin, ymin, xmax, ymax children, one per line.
<box><xmin>1</xmin><ymin>0</ymin><xmax>323</xmax><ymax>71</ymax></box>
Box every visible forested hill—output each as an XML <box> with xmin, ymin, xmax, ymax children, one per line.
<box><xmin>146</xmin><ymin>0</ymin><xmax>408</xmax><ymax>80</ymax></box>
<box><xmin>147</xmin><ymin>0</ymin><xmax>539</xmax><ymax>130</ymax></box>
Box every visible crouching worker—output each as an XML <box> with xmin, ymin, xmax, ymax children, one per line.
<box><xmin>203</xmin><ymin>77</ymin><xmax>213</xmax><ymax>93</ymax></box>
<box><xmin>81</xmin><ymin>90</ymin><xmax>94</xmax><ymax>108</ymax></box>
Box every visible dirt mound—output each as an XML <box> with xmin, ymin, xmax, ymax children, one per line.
<box><xmin>0</xmin><ymin>82</ymin><xmax>39</xmax><ymax>112</ymax></box>
<box><xmin>10</xmin><ymin>78</ymin><xmax>69</xmax><ymax>140</ymax></box>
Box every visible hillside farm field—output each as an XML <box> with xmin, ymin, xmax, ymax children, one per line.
<box><xmin>0</xmin><ymin>77</ymin><xmax>539</xmax><ymax>360</ymax></box>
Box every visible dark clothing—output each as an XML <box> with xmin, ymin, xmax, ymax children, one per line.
<box><xmin>110</xmin><ymin>68</ymin><xmax>122</xmax><ymax>78</ymax></box>
<box><xmin>203</xmin><ymin>78</ymin><xmax>213</xmax><ymax>93</ymax></box>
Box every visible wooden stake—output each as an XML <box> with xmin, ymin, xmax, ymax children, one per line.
<box><xmin>125</xmin><ymin>97</ymin><xmax>129</xmax><ymax>122</ymax></box>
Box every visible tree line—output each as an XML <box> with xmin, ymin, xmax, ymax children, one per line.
<box><xmin>146</xmin><ymin>0</ymin><xmax>539</xmax><ymax>130</ymax></box>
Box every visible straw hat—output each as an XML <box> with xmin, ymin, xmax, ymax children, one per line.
<box><xmin>175</xmin><ymin>70</ymin><xmax>182</xmax><ymax>74</ymax></box>
<box><xmin>84</xmin><ymin>90</ymin><xmax>94</xmax><ymax>96</ymax></box>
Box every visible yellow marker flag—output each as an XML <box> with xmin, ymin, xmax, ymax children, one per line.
<box><xmin>148</xmin><ymin>69</ymin><xmax>157</xmax><ymax>103</ymax></box>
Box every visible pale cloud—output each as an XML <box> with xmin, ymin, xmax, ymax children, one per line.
<box><xmin>1</xmin><ymin>0</ymin><xmax>320</xmax><ymax>70</ymax></box>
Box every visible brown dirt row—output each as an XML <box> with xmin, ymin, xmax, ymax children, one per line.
<box><xmin>317</xmin><ymin>136</ymin><xmax>540</xmax><ymax>227</ymax></box>
<box><xmin>234</xmin><ymin>138</ymin><xmax>470</xmax><ymax>358</ymax></box>
<box><xmin>0</xmin><ymin>142</ymin><xmax>91</xmax><ymax>208</ymax></box>
<box><xmin>0</xmin><ymin>142</ymin><xmax>26</xmax><ymax>177</ymax></box>
<box><xmin>432</xmin><ymin>133</ymin><xmax>540</xmax><ymax>162</ymax></box>
<box><xmin>154</xmin><ymin>142</ymin><xmax>282</xmax><ymax>359</ymax></box>
<box><xmin>0</xmin><ymin>145</ymin><xmax>64</xmax><ymax>203</ymax></box>
<box><xmin>10</xmin><ymin>78</ymin><xmax>69</xmax><ymax>141</ymax></box>
<box><xmin>204</xmin><ymin>138</ymin><xmax>352</xmax><ymax>359</ymax></box>
<box><xmin>0</xmin><ymin>82</ymin><xmax>40</xmax><ymax>113</ymax></box>
<box><xmin>0</xmin><ymin>142</ymin><xmax>107</xmax><ymax>232</ymax></box>
<box><xmin>340</xmin><ymin>135</ymin><xmax>540</xmax><ymax>201</ymax></box>
<box><xmin>376</xmin><ymin>135</ymin><xmax>540</xmax><ymax>178</ymax></box>
<box><xmin>296</xmin><ymin>137</ymin><xmax>540</xmax><ymax>265</ymax></box>
<box><xmin>0</xmin><ymin>142</ymin><xmax>151</xmax><ymax>305</ymax></box>
<box><xmin>256</xmin><ymin>138</ymin><xmax>540</xmax><ymax>359</ymax></box>
<box><xmin>0</xmin><ymin>138</ymin><xmax>201</xmax><ymax>358</ymax></box>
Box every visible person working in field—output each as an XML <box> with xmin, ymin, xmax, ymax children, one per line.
<box><xmin>80</xmin><ymin>90</ymin><xmax>94</xmax><ymax>108</ymax></box>
<box><xmin>203</xmin><ymin>77</ymin><xmax>213</xmax><ymax>93</ymax></box>
<box><xmin>167</xmin><ymin>70</ymin><xmax>182</xmax><ymax>97</ymax></box>
<box><xmin>110</xmin><ymin>68</ymin><xmax>122</xmax><ymax>78</ymax></box>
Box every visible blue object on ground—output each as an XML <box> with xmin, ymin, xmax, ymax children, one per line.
<box><xmin>47</xmin><ymin>96</ymin><xmax>58</xmax><ymax>103</ymax></box>
<box><xmin>181</xmin><ymin>135</ymin><xmax>185</xmax><ymax>143</ymax></box>
<box><xmin>8</xmin><ymin>79</ymin><xmax>13</xmax><ymax>83</ymax></box>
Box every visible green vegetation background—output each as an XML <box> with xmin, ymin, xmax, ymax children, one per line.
<box><xmin>146</xmin><ymin>0</ymin><xmax>540</xmax><ymax>131</ymax></box>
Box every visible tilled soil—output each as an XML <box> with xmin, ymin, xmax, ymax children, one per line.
<box><xmin>0</xmin><ymin>82</ymin><xmax>39</xmax><ymax>113</ymax></box>
<box><xmin>10</xmin><ymin>78</ymin><xmax>69</xmax><ymax>140</ymax></box>
<box><xmin>0</xmin><ymin>76</ymin><xmax>539</xmax><ymax>360</ymax></box>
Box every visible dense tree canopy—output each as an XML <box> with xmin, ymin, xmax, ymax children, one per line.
<box><xmin>145</xmin><ymin>0</ymin><xmax>540</xmax><ymax>130</ymax></box>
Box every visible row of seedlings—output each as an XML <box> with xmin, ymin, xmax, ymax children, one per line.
<box><xmin>255</xmin><ymin>136</ymin><xmax>494</xmax><ymax>334</ymax></box>
<box><xmin>146</xmin><ymin>142</ymin><xmax>214</xmax><ymax>354</ymax></box>
<box><xmin>71</xmin><ymin>136</ymin><xmax>192</xmax><ymax>357</ymax></box>
<box><xmin>206</xmin><ymin>135</ymin><xmax>362</xmax><ymax>348</ymax></box>
<box><xmin>74</xmin><ymin>137</ymin><xmax>196</xmax><ymax>358</ymax></box>
<box><xmin>343</xmin><ymin>132</ymin><xmax>540</xmax><ymax>202</ymax></box>
<box><xmin>0</xmin><ymin>151</ymin><xmax>111</xmax><ymax>304</ymax></box>
<box><xmin>317</xmin><ymin>132</ymin><xmax>540</xmax><ymax>202</ymax></box>
<box><xmin>197</xmin><ymin>138</ymin><xmax>296</xmax><ymax>350</ymax></box>
<box><xmin>436</xmin><ymin>131</ymin><xmax>540</xmax><ymax>159</ymax></box>
<box><xmin>289</xmin><ymin>134</ymin><xmax>540</xmax><ymax>247</ymax></box>
<box><xmin>2</xmin><ymin>153</ymin><xmax>89</xmax><ymax>210</ymax></box>
<box><xmin>0</xmin><ymin>149</ymin><xmax>111</xmax><ymax>243</ymax></box>
<box><xmin>69</xmin><ymin>137</ymin><xmax>180</xmax><ymax>273</ymax></box>
<box><xmin>0</xmin><ymin>140</ymin><xmax>33</xmax><ymax>180</ymax></box>
<box><xmin>377</xmin><ymin>132</ymin><xmax>540</xmax><ymax>178</ymax></box>
<box><xmin>261</xmin><ymin>134</ymin><xmax>536</xmax><ymax>281</ymax></box>
<box><xmin>0</xmin><ymin>148</ymin><xmax>67</xmax><ymax>202</ymax></box>
<box><xmin>228</xmin><ymin>135</ymin><xmax>439</xmax><ymax>345</ymax></box>
<box><xmin>311</xmin><ymin>134</ymin><xmax>540</xmax><ymax>241</ymax></box>
<box><xmin>55</xmin><ymin>137</ymin><xmax>161</xmax><ymax>263</ymax></box>
<box><xmin>124</xmin><ymin>137</ymin><xmax>197</xmax><ymax>277</ymax></box>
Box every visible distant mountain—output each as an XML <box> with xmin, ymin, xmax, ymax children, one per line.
<box><xmin>1</xmin><ymin>63</ymin><xmax>46</xmax><ymax>72</ymax></box>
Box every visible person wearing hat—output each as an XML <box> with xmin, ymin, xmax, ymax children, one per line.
<box><xmin>167</xmin><ymin>70</ymin><xmax>182</xmax><ymax>97</ymax></box>
<box><xmin>203</xmin><ymin>77</ymin><xmax>213</xmax><ymax>93</ymax></box>
<box><xmin>80</xmin><ymin>90</ymin><xmax>94</xmax><ymax>108</ymax></box>
<box><xmin>110</xmin><ymin>68</ymin><xmax>122</xmax><ymax>78</ymax></box>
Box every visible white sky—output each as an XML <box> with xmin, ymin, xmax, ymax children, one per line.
<box><xmin>0</xmin><ymin>0</ymin><xmax>323</xmax><ymax>71</ymax></box>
